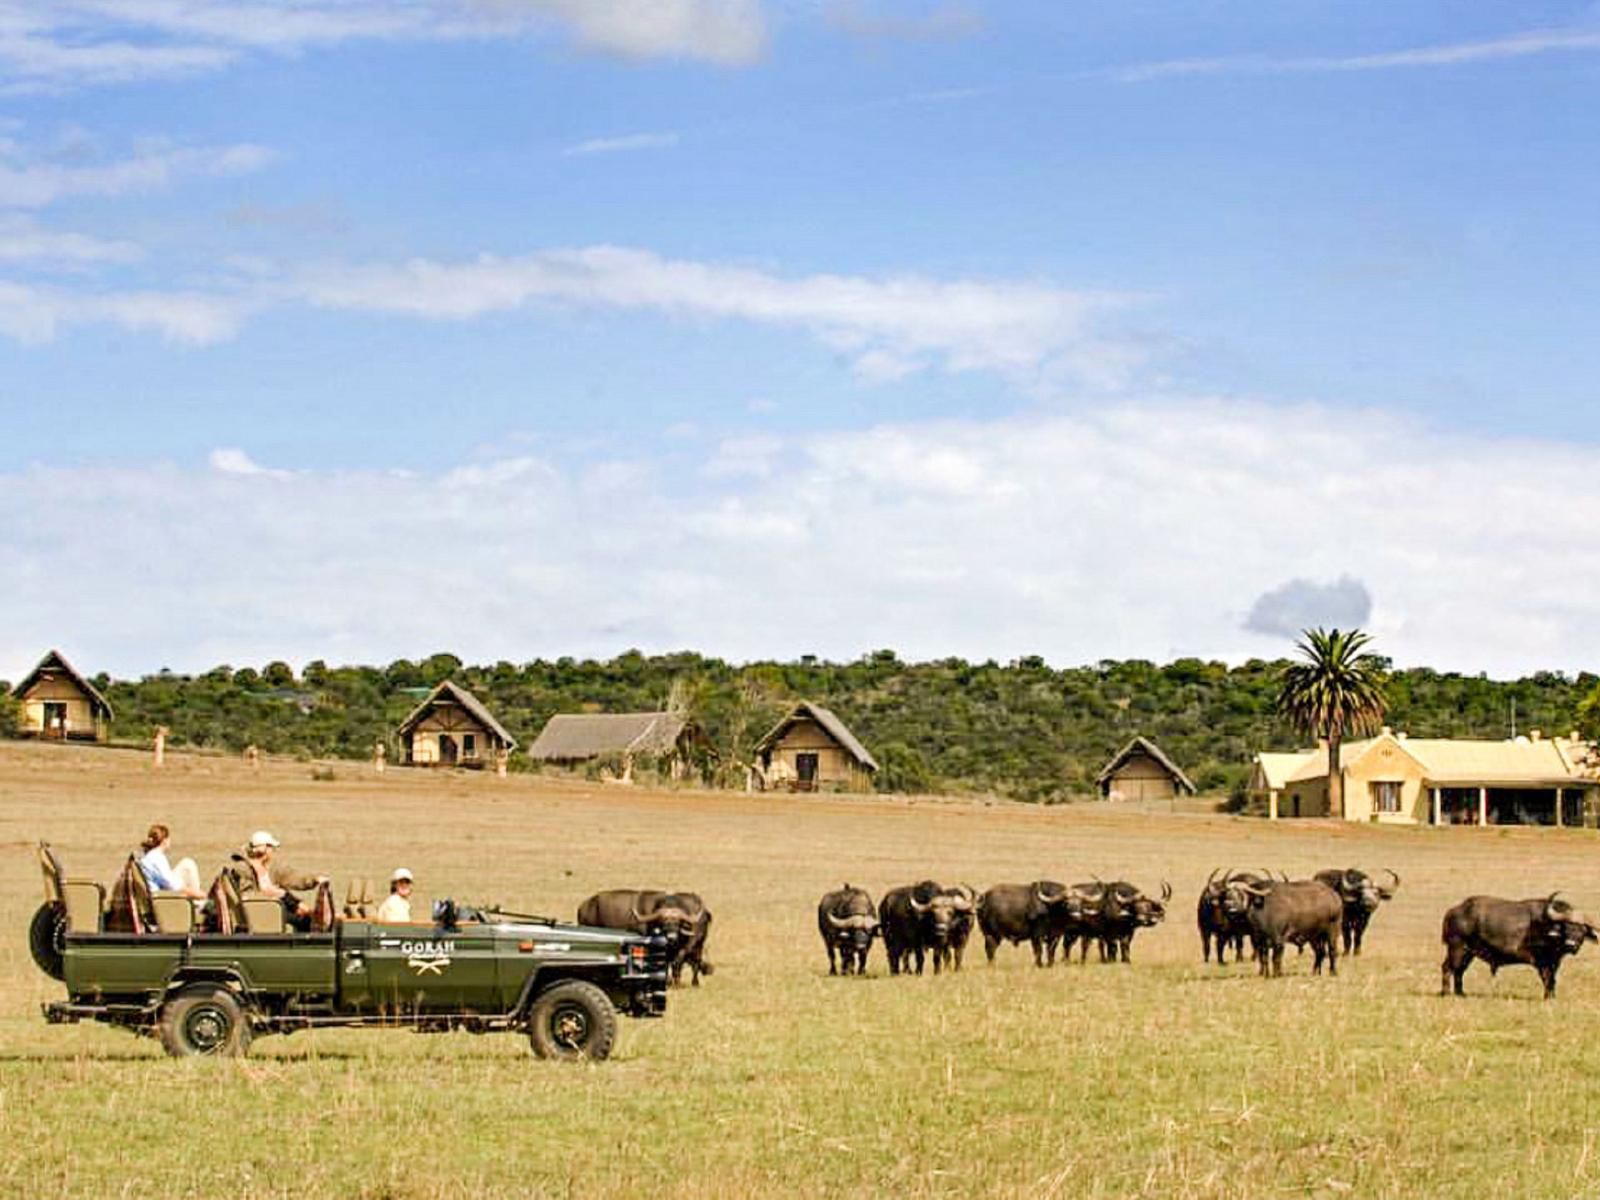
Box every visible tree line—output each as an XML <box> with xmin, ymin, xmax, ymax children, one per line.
<box><xmin>4</xmin><ymin>649</ymin><xmax>1597</xmax><ymax>801</ymax></box>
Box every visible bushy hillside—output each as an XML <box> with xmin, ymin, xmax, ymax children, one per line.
<box><xmin>11</xmin><ymin>651</ymin><xmax>1595</xmax><ymax>801</ymax></box>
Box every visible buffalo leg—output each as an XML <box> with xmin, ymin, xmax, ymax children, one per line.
<box><xmin>1539</xmin><ymin>964</ymin><xmax>1558</xmax><ymax>998</ymax></box>
<box><xmin>1312</xmin><ymin>937</ymin><xmax>1325</xmax><ymax>975</ymax></box>
<box><xmin>985</xmin><ymin>934</ymin><xmax>1000</xmax><ymax>965</ymax></box>
<box><xmin>827</xmin><ymin>942</ymin><xmax>838</xmax><ymax>976</ymax></box>
<box><xmin>1272</xmin><ymin>944</ymin><xmax>1285</xmax><ymax>977</ymax></box>
<box><xmin>1441</xmin><ymin>945</ymin><xmax>1472</xmax><ymax>995</ymax></box>
<box><xmin>1325</xmin><ymin>933</ymin><xmax>1338</xmax><ymax>977</ymax></box>
<box><xmin>1201</xmin><ymin>927</ymin><xmax>1213</xmax><ymax>964</ymax></box>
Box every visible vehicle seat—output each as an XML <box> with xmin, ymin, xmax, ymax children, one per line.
<box><xmin>344</xmin><ymin>877</ymin><xmax>375</xmax><ymax>919</ymax></box>
<box><xmin>241</xmin><ymin>897</ymin><xmax>287</xmax><ymax>934</ymax></box>
<box><xmin>60</xmin><ymin>881</ymin><xmax>106</xmax><ymax>932</ymax></box>
<box><xmin>151</xmin><ymin>893</ymin><xmax>196</xmax><ymax>933</ymax></box>
<box><xmin>206</xmin><ymin>870</ymin><xmax>243</xmax><ymax>934</ymax></box>
<box><xmin>106</xmin><ymin>855</ymin><xmax>155</xmax><ymax>934</ymax></box>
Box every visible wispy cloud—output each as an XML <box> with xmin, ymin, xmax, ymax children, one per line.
<box><xmin>294</xmin><ymin>245</ymin><xmax>1144</xmax><ymax>385</ymax></box>
<box><xmin>0</xmin><ymin>280</ymin><xmax>246</xmax><ymax>344</ymax></box>
<box><xmin>1116</xmin><ymin>26</ymin><xmax>1600</xmax><ymax>82</ymax></box>
<box><xmin>0</xmin><ymin>0</ymin><xmax>769</xmax><ymax>91</ymax></box>
<box><xmin>0</xmin><ymin>140</ymin><xmax>273</xmax><ymax>209</ymax></box>
<box><xmin>561</xmin><ymin>131</ymin><xmax>681</xmax><ymax>157</ymax></box>
<box><xmin>0</xmin><ymin>215</ymin><xmax>141</xmax><ymax>264</ymax></box>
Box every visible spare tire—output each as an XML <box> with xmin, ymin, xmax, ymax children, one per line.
<box><xmin>29</xmin><ymin>902</ymin><xmax>67</xmax><ymax>981</ymax></box>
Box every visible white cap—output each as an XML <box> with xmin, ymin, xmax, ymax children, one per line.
<box><xmin>248</xmin><ymin>830</ymin><xmax>281</xmax><ymax>848</ymax></box>
<box><xmin>391</xmin><ymin>867</ymin><xmax>413</xmax><ymax>883</ymax></box>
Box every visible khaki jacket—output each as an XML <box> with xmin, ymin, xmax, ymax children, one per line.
<box><xmin>230</xmin><ymin>851</ymin><xmax>319</xmax><ymax>899</ymax></box>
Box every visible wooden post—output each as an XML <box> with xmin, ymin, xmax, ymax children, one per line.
<box><xmin>495</xmin><ymin>747</ymin><xmax>508</xmax><ymax>778</ymax></box>
<box><xmin>153</xmin><ymin>726</ymin><xmax>168</xmax><ymax>769</ymax></box>
<box><xmin>373</xmin><ymin>742</ymin><xmax>386</xmax><ymax>775</ymax></box>
<box><xmin>244</xmin><ymin>744</ymin><xmax>260</xmax><ymax>771</ymax></box>
<box><xmin>1478</xmin><ymin>786</ymin><xmax>1489</xmax><ymax>826</ymax></box>
<box><xmin>1268</xmin><ymin>789</ymin><xmax>1279</xmax><ymax>821</ymax></box>
<box><xmin>1431</xmin><ymin>787</ymin><xmax>1441</xmax><ymax>827</ymax></box>
<box><xmin>1556</xmin><ymin>789</ymin><xmax>1565</xmax><ymax>828</ymax></box>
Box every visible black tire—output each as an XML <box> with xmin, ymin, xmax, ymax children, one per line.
<box><xmin>158</xmin><ymin>986</ymin><xmax>253</xmax><ymax>1058</ymax></box>
<box><xmin>29</xmin><ymin>902</ymin><xmax>67</xmax><ymax>981</ymax></box>
<box><xmin>526</xmin><ymin>980</ymin><xmax>617</xmax><ymax>1062</ymax></box>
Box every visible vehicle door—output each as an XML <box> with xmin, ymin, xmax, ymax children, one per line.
<box><xmin>356</xmin><ymin>920</ymin><xmax>502</xmax><ymax>1014</ymax></box>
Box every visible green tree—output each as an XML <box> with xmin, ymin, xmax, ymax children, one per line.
<box><xmin>1277</xmin><ymin>628</ymin><xmax>1388</xmax><ymax>820</ymax></box>
<box><xmin>0</xmin><ymin>686</ymin><xmax>19</xmax><ymax>737</ymax></box>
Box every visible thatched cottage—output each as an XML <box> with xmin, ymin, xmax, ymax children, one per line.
<box><xmin>527</xmin><ymin>712</ymin><xmax>712</xmax><ymax>779</ymax></box>
<box><xmin>396</xmin><ymin>680</ymin><xmax>516</xmax><ymax>768</ymax></box>
<box><xmin>753</xmin><ymin>701</ymin><xmax>877</xmax><ymax>792</ymax></box>
<box><xmin>1096</xmin><ymin>736</ymin><xmax>1196</xmax><ymax>802</ymax></box>
<box><xmin>9</xmin><ymin>650</ymin><xmax>113</xmax><ymax>742</ymax></box>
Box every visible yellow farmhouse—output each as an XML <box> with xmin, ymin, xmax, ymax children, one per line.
<box><xmin>753</xmin><ymin>701</ymin><xmax>877</xmax><ymax>793</ymax></box>
<box><xmin>1249</xmin><ymin>727</ymin><xmax>1598</xmax><ymax>826</ymax></box>
<box><xmin>9</xmin><ymin>649</ymin><xmax>113</xmax><ymax>742</ymax></box>
<box><xmin>396</xmin><ymin>680</ymin><xmax>516</xmax><ymax>769</ymax></box>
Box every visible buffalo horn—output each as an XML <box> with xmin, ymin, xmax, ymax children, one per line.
<box><xmin>1381</xmin><ymin>868</ymin><xmax>1401</xmax><ymax>891</ymax></box>
<box><xmin>1160</xmin><ymin>880</ymin><xmax>1172</xmax><ymax>902</ymax></box>
<box><xmin>826</xmin><ymin>911</ymin><xmax>851</xmax><ymax>930</ymax></box>
<box><xmin>909</xmin><ymin>893</ymin><xmax>930</xmax><ymax>914</ymax></box>
<box><xmin>1242</xmin><ymin>881</ymin><xmax>1272</xmax><ymax>897</ymax></box>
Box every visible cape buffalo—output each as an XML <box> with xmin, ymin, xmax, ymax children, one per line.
<box><xmin>879</xmin><ymin>880</ymin><xmax>975</xmax><ymax>975</ymax></box>
<box><xmin>818</xmin><ymin>884</ymin><xmax>879</xmax><ymax>975</ymax></box>
<box><xmin>1226</xmin><ymin>878</ymin><xmax>1341</xmax><ymax>978</ymax></box>
<box><xmin>1198</xmin><ymin>869</ymin><xmax>1263</xmax><ymax>964</ymax></box>
<box><xmin>1313</xmin><ymin>868</ymin><xmax>1400</xmax><ymax>955</ymax></box>
<box><xmin>1441</xmin><ymin>893</ymin><xmax>1598</xmax><ymax>998</ymax></box>
<box><xmin>977</xmin><ymin>881</ymin><xmax>1100</xmax><ymax>967</ymax></box>
<box><xmin>576</xmin><ymin>888</ymin><xmax>714</xmax><ymax>986</ymax></box>
<box><xmin>1077</xmin><ymin>880</ymin><xmax>1169</xmax><ymax>963</ymax></box>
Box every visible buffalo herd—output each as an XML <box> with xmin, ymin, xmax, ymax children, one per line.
<box><xmin>573</xmin><ymin>869</ymin><xmax>1600</xmax><ymax>1001</ymax></box>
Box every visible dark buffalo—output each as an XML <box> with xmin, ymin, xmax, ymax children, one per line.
<box><xmin>1074</xmin><ymin>880</ymin><xmax>1169</xmax><ymax>963</ymax></box>
<box><xmin>817</xmin><ymin>884</ymin><xmax>879</xmax><ymax>975</ymax></box>
<box><xmin>1313</xmin><ymin>868</ymin><xmax>1400</xmax><ymax>955</ymax></box>
<box><xmin>576</xmin><ymin>888</ymin><xmax>714</xmax><ymax>986</ymax></box>
<box><xmin>1198</xmin><ymin>868</ymin><xmax>1264</xmax><ymax>964</ymax></box>
<box><xmin>879</xmin><ymin>880</ymin><xmax>975</xmax><ymax>975</ymax></box>
<box><xmin>1440</xmin><ymin>893</ymin><xmax>1598</xmax><ymax>999</ymax></box>
<box><xmin>1225</xmin><ymin>878</ymin><xmax>1341</xmax><ymax>978</ymax></box>
<box><xmin>977</xmin><ymin>881</ymin><xmax>1099</xmax><ymax>967</ymax></box>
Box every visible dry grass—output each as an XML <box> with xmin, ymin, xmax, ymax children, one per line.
<box><xmin>5</xmin><ymin>740</ymin><xmax>1600</xmax><ymax>1198</ymax></box>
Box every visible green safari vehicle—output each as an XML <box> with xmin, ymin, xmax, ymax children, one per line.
<box><xmin>29</xmin><ymin>844</ymin><xmax>669</xmax><ymax>1060</ymax></box>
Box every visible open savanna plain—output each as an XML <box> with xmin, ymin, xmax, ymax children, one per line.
<box><xmin>6</xmin><ymin>742</ymin><xmax>1600</xmax><ymax>1199</ymax></box>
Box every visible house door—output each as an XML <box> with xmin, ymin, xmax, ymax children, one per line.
<box><xmin>42</xmin><ymin>702</ymin><xmax>67</xmax><ymax>738</ymax></box>
<box><xmin>438</xmin><ymin>735</ymin><xmax>458</xmax><ymax>765</ymax></box>
<box><xmin>795</xmin><ymin>753</ymin><xmax>819</xmax><ymax>791</ymax></box>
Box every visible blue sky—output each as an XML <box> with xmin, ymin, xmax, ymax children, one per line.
<box><xmin>3</xmin><ymin>1</ymin><xmax>1600</xmax><ymax>679</ymax></box>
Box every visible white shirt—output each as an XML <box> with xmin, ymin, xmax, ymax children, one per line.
<box><xmin>376</xmin><ymin>893</ymin><xmax>412</xmax><ymax>923</ymax></box>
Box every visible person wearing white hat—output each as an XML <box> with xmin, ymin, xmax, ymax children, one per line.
<box><xmin>229</xmin><ymin>830</ymin><xmax>327</xmax><ymax>926</ymax></box>
<box><xmin>376</xmin><ymin>868</ymin><xmax>415</xmax><ymax>924</ymax></box>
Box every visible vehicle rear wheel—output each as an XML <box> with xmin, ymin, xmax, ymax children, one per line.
<box><xmin>29</xmin><ymin>902</ymin><xmax>67</xmax><ymax>982</ymax></box>
<box><xmin>526</xmin><ymin>980</ymin><xmax>617</xmax><ymax>1062</ymax></box>
<box><xmin>158</xmin><ymin>986</ymin><xmax>253</xmax><ymax>1058</ymax></box>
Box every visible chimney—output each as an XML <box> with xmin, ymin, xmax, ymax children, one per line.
<box><xmin>1530</xmin><ymin>729</ymin><xmax>1543</xmax><ymax>742</ymax></box>
<box><xmin>1396</xmin><ymin>731</ymin><xmax>1408</xmax><ymax>741</ymax></box>
<box><xmin>1380</xmin><ymin>725</ymin><xmax>1393</xmax><ymax>737</ymax></box>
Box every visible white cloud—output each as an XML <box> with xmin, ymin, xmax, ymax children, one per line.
<box><xmin>1116</xmin><ymin>26</ymin><xmax>1600</xmax><ymax>83</ymax></box>
<box><xmin>0</xmin><ymin>140</ymin><xmax>273</xmax><ymax>208</ymax></box>
<box><xmin>561</xmin><ymin>131</ymin><xmax>680</xmax><ymax>157</ymax></box>
<box><xmin>0</xmin><ymin>215</ymin><xmax>141</xmax><ymax>263</ymax></box>
<box><xmin>4</xmin><ymin>399</ymin><xmax>1599</xmax><ymax>679</ymax></box>
<box><xmin>0</xmin><ymin>0</ymin><xmax>768</xmax><ymax>90</ymax></box>
<box><xmin>208</xmin><ymin>448</ymin><xmax>292</xmax><ymax>478</ymax></box>
<box><xmin>0</xmin><ymin>279</ymin><xmax>245</xmax><ymax>343</ymax></box>
<box><xmin>295</xmin><ymin>245</ymin><xmax>1141</xmax><ymax>385</ymax></box>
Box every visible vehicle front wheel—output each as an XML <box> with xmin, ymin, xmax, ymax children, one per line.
<box><xmin>526</xmin><ymin>980</ymin><xmax>617</xmax><ymax>1062</ymax></box>
<box><xmin>158</xmin><ymin>986</ymin><xmax>253</xmax><ymax>1058</ymax></box>
<box><xmin>29</xmin><ymin>902</ymin><xmax>67</xmax><ymax>981</ymax></box>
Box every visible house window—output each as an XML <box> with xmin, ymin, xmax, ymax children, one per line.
<box><xmin>462</xmin><ymin>733</ymin><xmax>477</xmax><ymax>759</ymax></box>
<box><xmin>1372</xmin><ymin>781</ymin><xmax>1403</xmax><ymax>814</ymax></box>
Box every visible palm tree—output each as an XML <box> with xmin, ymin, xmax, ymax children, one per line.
<box><xmin>1277</xmin><ymin>628</ymin><xmax>1388</xmax><ymax>820</ymax></box>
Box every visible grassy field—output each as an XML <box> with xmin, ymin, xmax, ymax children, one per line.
<box><xmin>5</xmin><ymin>740</ymin><xmax>1600</xmax><ymax>1199</ymax></box>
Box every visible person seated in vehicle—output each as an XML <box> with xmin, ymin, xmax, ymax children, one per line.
<box><xmin>137</xmin><ymin>824</ymin><xmax>206</xmax><ymax>899</ymax></box>
<box><xmin>375</xmin><ymin>868</ymin><xmax>415</xmax><ymax>923</ymax></box>
<box><xmin>229</xmin><ymin>830</ymin><xmax>328</xmax><ymax>930</ymax></box>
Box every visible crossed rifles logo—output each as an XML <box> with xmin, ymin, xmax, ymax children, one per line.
<box><xmin>407</xmin><ymin>953</ymin><xmax>451</xmax><ymax>976</ymax></box>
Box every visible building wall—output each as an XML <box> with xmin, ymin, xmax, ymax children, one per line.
<box><xmin>1342</xmin><ymin>740</ymin><xmax>1430</xmax><ymax>823</ymax></box>
<box><xmin>1103</xmin><ymin>755</ymin><xmax>1178</xmax><ymax>801</ymax></box>
<box><xmin>766</xmin><ymin>719</ymin><xmax>872</xmax><ymax>791</ymax></box>
<box><xmin>407</xmin><ymin>712</ymin><xmax>497</xmax><ymax>765</ymax></box>
<box><xmin>18</xmin><ymin>677</ymin><xmax>107</xmax><ymax>741</ymax></box>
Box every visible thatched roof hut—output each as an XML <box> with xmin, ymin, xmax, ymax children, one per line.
<box><xmin>10</xmin><ymin>649</ymin><xmax>113</xmax><ymax>741</ymax></box>
<box><xmin>396</xmin><ymin>680</ymin><xmax>515</xmax><ymax>768</ymax></box>
<box><xmin>753</xmin><ymin>701</ymin><xmax>877</xmax><ymax>793</ymax></box>
<box><xmin>1096</xmin><ymin>736</ymin><xmax>1196</xmax><ymax>801</ymax></box>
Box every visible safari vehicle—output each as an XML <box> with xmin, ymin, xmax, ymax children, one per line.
<box><xmin>28</xmin><ymin>843</ymin><xmax>669</xmax><ymax>1060</ymax></box>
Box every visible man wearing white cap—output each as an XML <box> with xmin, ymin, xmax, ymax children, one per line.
<box><xmin>230</xmin><ymin>830</ymin><xmax>327</xmax><ymax>926</ymax></box>
<box><xmin>376</xmin><ymin>868</ymin><xmax>415</xmax><ymax>924</ymax></box>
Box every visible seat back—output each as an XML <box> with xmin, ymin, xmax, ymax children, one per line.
<box><xmin>61</xmin><ymin>881</ymin><xmax>105</xmax><ymax>932</ymax></box>
<box><xmin>151</xmin><ymin>893</ymin><xmax>195</xmax><ymax>934</ymax></box>
<box><xmin>241</xmin><ymin>897</ymin><xmax>287</xmax><ymax>934</ymax></box>
<box><xmin>310</xmin><ymin>881</ymin><xmax>335</xmax><ymax>932</ymax></box>
<box><xmin>207</xmin><ymin>870</ymin><xmax>243</xmax><ymax>935</ymax></box>
<box><xmin>37</xmin><ymin>842</ymin><xmax>66</xmax><ymax>904</ymax></box>
<box><xmin>106</xmin><ymin>855</ymin><xmax>154</xmax><ymax>934</ymax></box>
